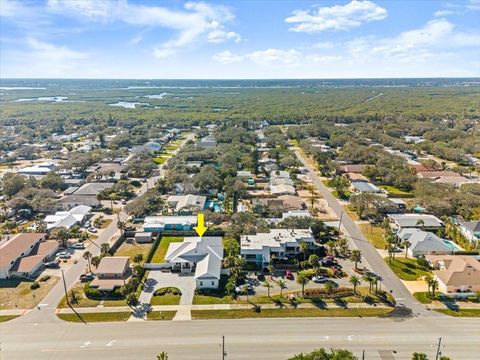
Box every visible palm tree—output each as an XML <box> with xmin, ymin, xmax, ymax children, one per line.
<box><xmin>424</xmin><ymin>274</ymin><xmax>433</xmax><ymax>296</ymax></box>
<box><xmin>362</xmin><ymin>274</ymin><xmax>374</xmax><ymax>293</ymax></box>
<box><xmin>133</xmin><ymin>253</ymin><xmax>144</xmax><ymax>264</ymax></box>
<box><xmin>326</xmin><ymin>240</ymin><xmax>336</xmax><ymax>255</ymax></box>
<box><xmin>349</xmin><ymin>275</ymin><xmax>361</xmax><ymax>295</ymax></box>
<box><xmin>91</xmin><ymin>255</ymin><xmax>101</xmax><ymax>268</ymax></box>
<box><xmin>401</xmin><ymin>240</ymin><xmax>411</xmax><ymax>258</ymax></box>
<box><xmin>296</xmin><ymin>272</ymin><xmax>309</xmax><ymax>298</ymax></box>
<box><xmin>430</xmin><ymin>279</ymin><xmax>439</xmax><ymax>296</ymax></box>
<box><xmin>263</xmin><ymin>281</ymin><xmax>273</xmax><ymax>297</ymax></box>
<box><xmin>324</xmin><ymin>281</ymin><xmax>334</xmax><ymax>297</ymax></box>
<box><xmin>54</xmin><ymin>228</ymin><xmax>71</xmax><ymax>248</ymax></box>
<box><xmin>267</xmin><ymin>264</ymin><xmax>274</xmax><ymax>279</ymax></box>
<box><xmin>411</xmin><ymin>353</ymin><xmax>428</xmax><ymax>360</ymax></box>
<box><xmin>299</xmin><ymin>241</ymin><xmax>309</xmax><ymax>261</ymax></box>
<box><xmin>308</xmin><ymin>254</ymin><xmax>319</xmax><ymax>268</ymax></box>
<box><xmin>83</xmin><ymin>251</ymin><xmax>92</xmax><ymax>273</ymax></box>
<box><xmin>100</xmin><ymin>243</ymin><xmax>110</xmax><ymax>256</ymax></box>
<box><xmin>350</xmin><ymin>249</ymin><xmax>362</xmax><ymax>270</ymax></box>
<box><xmin>415</xmin><ymin>219</ymin><xmax>425</xmax><ymax>230</ymax></box>
<box><xmin>276</xmin><ymin>279</ymin><xmax>287</xmax><ymax>298</ymax></box>
<box><xmin>157</xmin><ymin>352</ymin><xmax>168</xmax><ymax>360</ymax></box>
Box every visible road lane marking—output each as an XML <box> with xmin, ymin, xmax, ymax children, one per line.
<box><xmin>80</xmin><ymin>341</ymin><xmax>91</xmax><ymax>348</ymax></box>
<box><xmin>106</xmin><ymin>340</ymin><xmax>116</xmax><ymax>347</ymax></box>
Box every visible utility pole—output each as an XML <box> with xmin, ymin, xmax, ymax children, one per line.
<box><xmin>338</xmin><ymin>210</ymin><xmax>344</xmax><ymax>230</ymax></box>
<box><xmin>61</xmin><ymin>269</ymin><xmax>69</xmax><ymax>306</ymax></box>
<box><xmin>435</xmin><ymin>337</ymin><xmax>442</xmax><ymax>360</ymax></box>
<box><xmin>362</xmin><ymin>350</ymin><xmax>365</xmax><ymax>360</ymax></box>
<box><xmin>222</xmin><ymin>335</ymin><xmax>226</xmax><ymax>359</ymax></box>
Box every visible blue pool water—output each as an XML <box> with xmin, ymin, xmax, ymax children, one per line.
<box><xmin>443</xmin><ymin>240</ymin><xmax>461</xmax><ymax>251</ymax></box>
<box><xmin>205</xmin><ymin>201</ymin><xmax>223</xmax><ymax>213</ymax></box>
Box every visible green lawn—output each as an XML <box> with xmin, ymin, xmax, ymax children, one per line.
<box><xmin>57</xmin><ymin>282</ymin><xmax>100</xmax><ymax>308</ymax></box>
<box><xmin>150</xmin><ymin>294</ymin><xmax>181</xmax><ymax>305</ymax></box>
<box><xmin>413</xmin><ymin>292</ymin><xmax>441</xmax><ymax>304</ymax></box>
<box><xmin>435</xmin><ymin>309</ymin><xmax>480</xmax><ymax>317</ymax></box>
<box><xmin>343</xmin><ymin>205</ymin><xmax>360</xmax><ymax>221</ymax></box>
<box><xmin>151</xmin><ymin>236</ymin><xmax>184</xmax><ymax>263</ymax></box>
<box><xmin>193</xmin><ymin>295</ymin><xmax>235</xmax><ymax>305</ymax></box>
<box><xmin>153</xmin><ymin>156</ymin><xmax>169</xmax><ymax>165</ymax></box>
<box><xmin>57</xmin><ymin>312</ymin><xmax>131</xmax><ymax>323</ymax></box>
<box><xmin>191</xmin><ymin>307</ymin><xmax>393</xmax><ymax>320</ymax></box>
<box><xmin>146</xmin><ymin>311</ymin><xmax>177</xmax><ymax>320</ymax></box>
<box><xmin>379</xmin><ymin>185</ymin><xmax>413</xmax><ymax>197</ymax></box>
<box><xmin>0</xmin><ymin>315</ymin><xmax>19</xmax><ymax>322</ymax></box>
<box><xmin>384</xmin><ymin>257</ymin><xmax>430</xmax><ymax>281</ymax></box>
<box><xmin>358</xmin><ymin>223</ymin><xmax>387</xmax><ymax>249</ymax></box>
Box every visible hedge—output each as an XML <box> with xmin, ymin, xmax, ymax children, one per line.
<box><xmin>153</xmin><ymin>287</ymin><xmax>182</xmax><ymax>296</ymax></box>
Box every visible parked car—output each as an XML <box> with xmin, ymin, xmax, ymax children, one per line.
<box><xmin>87</xmin><ymin>227</ymin><xmax>98</xmax><ymax>233</ymax></box>
<box><xmin>71</xmin><ymin>243</ymin><xmax>85</xmax><ymax>250</ymax></box>
<box><xmin>80</xmin><ymin>273</ymin><xmax>96</xmax><ymax>282</ymax></box>
<box><xmin>56</xmin><ymin>251</ymin><xmax>71</xmax><ymax>259</ymax></box>
<box><xmin>124</xmin><ymin>226</ymin><xmax>136</xmax><ymax>232</ymax></box>
<box><xmin>285</xmin><ymin>270</ymin><xmax>294</xmax><ymax>280</ymax></box>
<box><xmin>121</xmin><ymin>199</ymin><xmax>127</xmax><ymax>205</ymax></box>
<box><xmin>45</xmin><ymin>259</ymin><xmax>60</xmax><ymax>268</ymax></box>
<box><xmin>235</xmin><ymin>284</ymin><xmax>255</xmax><ymax>295</ymax></box>
<box><xmin>312</xmin><ymin>276</ymin><xmax>328</xmax><ymax>283</ymax></box>
<box><xmin>256</xmin><ymin>272</ymin><xmax>265</xmax><ymax>281</ymax></box>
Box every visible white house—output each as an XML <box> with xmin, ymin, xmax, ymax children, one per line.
<box><xmin>166</xmin><ymin>194</ymin><xmax>206</xmax><ymax>214</ymax></box>
<box><xmin>44</xmin><ymin>205</ymin><xmax>91</xmax><ymax>230</ymax></box>
<box><xmin>164</xmin><ymin>237</ymin><xmax>224</xmax><ymax>289</ymax></box>
<box><xmin>241</xmin><ymin>229</ymin><xmax>315</xmax><ymax>267</ymax></box>
<box><xmin>388</xmin><ymin>213</ymin><xmax>443</xmax><ymax>231</ymax></box>
<box><xmin>397</xmin><ymin>228</ymin><xmax>455</xmax><ymax>258</ymax></box>
<box><xmin>456</xmin><ymin>219</ymin><xmax>480</xmax><ymax>244</ymax></box>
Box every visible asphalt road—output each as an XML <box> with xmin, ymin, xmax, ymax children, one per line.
<box><xmin>2</xmin><ymin>316</ymin><xmax>479</xmax><ymax>359</ymax></box>
<box><xmin>294</xmin><ymin>149</ymin><xmax>434</xmax><ymax>317</ymax></box>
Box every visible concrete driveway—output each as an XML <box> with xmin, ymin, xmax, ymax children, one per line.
<box><xmin>132</xmin><ymin>270</ymin><xmax>196</xmax><ymax>321</ymax></box>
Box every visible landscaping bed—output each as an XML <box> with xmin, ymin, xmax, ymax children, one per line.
<box><xmin>150</xmin><ymin>287</ymin><xmax>182</xmax><ymax>305</ymax></box>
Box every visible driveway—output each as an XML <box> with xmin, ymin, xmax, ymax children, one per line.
<box><xmin>132</xmin><ymin>270</ymin><xmax>196</xmax><ymax>321</ymax></box>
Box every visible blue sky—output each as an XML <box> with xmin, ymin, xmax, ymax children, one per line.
<box><xmin>1</xmin><ymin>0</ymin><xmax>479</xmax><ymax>78</ymax></box>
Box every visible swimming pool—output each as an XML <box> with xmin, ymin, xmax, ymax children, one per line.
<box><xmin>205</xmin><ymin>200</ymin><xmax>223</xmax><ymax>213</ymax></box>
<box><xmin>443</xmin><ymin>240</ymin><xmax>461</xmax><ymax>251</ymax></box>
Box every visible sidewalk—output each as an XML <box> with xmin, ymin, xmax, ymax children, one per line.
<box><xmin>54</xmin><ymin>301</ymin><xmax>394</xmax><ymax>315</ymax></box>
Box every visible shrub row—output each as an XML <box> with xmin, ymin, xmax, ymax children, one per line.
<box><xmin>153</xmin><ymin>287</ymin><xmax>182</xmax><ymax>296</ymax></box>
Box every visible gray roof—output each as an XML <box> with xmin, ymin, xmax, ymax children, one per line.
<box><xmin>351</xmin><ymin>181</ymin><xmax>381</xmax><ymax>193</ymax></box>
<box><xmin>73</xmin><ymin>182</ymin><xmax>114</xmax><ymax>196</ymax></box>
<box><xmin>398</xmin><ymin>229</ymin><xmax>453</xmax><ymax>254</ymax></box>
<box><xmin>458</xmin><ymin>220</ymin><xmax>480</xmax><ymax>233</ymax></box>
<box><xmin>388</xmin><ymin>214</ymin><xmax>443</xmax><ymax>228</ymax></box>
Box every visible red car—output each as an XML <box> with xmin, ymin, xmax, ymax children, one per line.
<box><xmin>285</xmin><ymin>270</ymin><xmax>294</xmax><ymax>280</ymax></box>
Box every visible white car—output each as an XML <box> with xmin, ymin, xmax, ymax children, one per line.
<box><xmin>87</xmin><ymin>227</ymin><xmax>98</xmax><ymax>233</ymax></box>
<box><xmin>56</xmin><ymin>251</ymin><xmax>71</xmax><ymax>259</ymax></box>
<box><xmin>71</xmin><ymin>243</ymin><xmax>85</xmax><ymax>250</ymax></box>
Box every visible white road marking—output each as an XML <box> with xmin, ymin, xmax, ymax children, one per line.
<box><xmin>347</xmin><ymin>335</ymin><xmax>354</xmax><ymax>341</ymax></box>
<box><xmin>106</xmin><ymin>340</ymin><xmax>116</xmax><ymax>347</ymax></box>
<box><xmin>80</xmin><ymin>341</ymin><xmax>91</xmax><ymax>348</ymax></box>
<box><xmin>38</xmin><ymin>303</ymin><xmax>48</xmax><ymax>307</ymax></box>
<box><xmin>323</xmin><ymin>336</ymin><xmax>330</xmax><ymax>341</ymax></box>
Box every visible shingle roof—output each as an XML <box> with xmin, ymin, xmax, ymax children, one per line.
<box><xmin>96</xmin><ymin>257</ymin><xmax>129</xmax><ymax>275</ymax></box>
<box><xmin>0</xmin><ymin>233</ymin><xmax>45</xmax><ymax>269</ymax></box>
<box><xmin>426</xmin><ymin>255</ymin><xmax>480</xmax><ymax>287</ymax></box>
<box><xmin>73</xmin><ymin>182</ymin><xmax>114</xmax><ymax>196</ymax></box>
<box><xmin>458</xmin><ymin>220</ymin><xmax>480</xmax><ymax>233</ymax></box>
<box><xmin>397</xmin><ymin>229</ymin><xmax>452</xmax><ymax>254</ymax></box>
<box><xmin>10</xmin><ymin>255</ymin><xmax>44</xmax><ymax>273</ymax></box>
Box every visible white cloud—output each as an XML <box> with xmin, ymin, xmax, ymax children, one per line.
<box><xmin>212</xmin><ymin>50</ymin><xmax>244</xmax><ymax>64</ymax></box>
<box><xmin>246</xmin><ymin>49</ymin><xmax>301</xmax><ymax>65</ymax></box>
<box><xmin>306</xmin><ymin>54</ymin><xmax>343</xmax><ymax>63</ymax></box>
<box><xmin>285</xmin><ymin>0</ymin><xmax>387</xmax><ymax>33</ymax></box>
<box><xmin>467</xmin><ymin>0</ymin><xmax>480</xmax><ymax>10</ymax></box>
<box><xmin>434</xmin><ymin>10</ymin><xmax>455</xmax><ymax>17</ymax></box>
<box><xmin>47</xmin><ymin>0</ymin><xmax>241</xmax><ymax>58</ymax></box>
<box><xmin>207</xmin><ymin>30</ymin><xmax>241</xmax><ymax>43</ymax></box>
<box><xmin>312</xmin><ymin>41</ymin><xmax>335</xmax><ymax>49</ymax></box>
<box><xmin>344</xmin><ymin>19</ymin><xmax>480</xmax><ymax>64</ymax></box>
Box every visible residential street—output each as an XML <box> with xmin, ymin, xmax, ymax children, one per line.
<box><xmin>2</xmin><ymin>316</ymin><xmax>479</xmax><ymax>359</ymax></box>
<box><xmin>293</xmin><ymin>148</ymin><xmax>435</xmax><ymax>317</ymax></box>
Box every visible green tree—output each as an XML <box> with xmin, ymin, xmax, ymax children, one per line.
<box><xmin>276</xmin><ymin>279</ymin><xmax>287</xmax><ymax>298</ymax></box>
<box><xmin>402</xmin><ymin>240</ymin><xmax>411</xmax><ymax>258</ymax></box>
<box><xmin>299</xmin><ymin>241</ymin><xmax>309</xmax><ymax>261</ymax></box>
<box><xmin>83</xmin><ymin>251</ymin><xmax>92</xmax><ymax>273</ymax></box>
<box><xmin>411</xmin><ymin>353</ymin><xmax>429</xmax><ymax>360</ymax></box>
<box><xmin>296</xmin><ymin>272</ymin><xmax>309</xmax><ymax>298</ymax></box>
<box><xmin>288</xmin><ymin>347</ymin><xmax>356</xmax><ymax>360</ymax></box>
<box><xmin>263</xmin><ymin>281</ymin><xmax>273</xmax><ymax>297</ymax></box>
<box><xmin>157</xmin><ymin>352</ymin><xmax>168</xmax><ymax>360</ymax></box>
<box><xmin>91</xmin><ymin>255</ymin><xmax>101</xmax><ymax>268</ymax></box>
<box><xmin>349</xmin><ymin>275</ymin><xmax>361</xmax><ymax>295</ymax></box>
<box><xmin>133</xmin><ymin>253</ymin><xmax>144</xmax><ymax>264</ymax></box>
<box><xmin>223</xmin><ymin>238</ymin><xmax>240</xmax><ymax>257</ymax></box>
<box><xmin>350</xmin><ymin>249</ymin><xmax>362</xmax><ymax>270</ymax></box>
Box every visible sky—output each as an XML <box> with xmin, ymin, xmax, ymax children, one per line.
<box><xmin>1</xmin><ymin>0</ymin><xmax>480</xmax><ymax>79</ymax></box>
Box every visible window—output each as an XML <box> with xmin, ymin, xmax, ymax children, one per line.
<box><xmin>211</xmin><ymin>281</ymin><xmax>214</xmax><ymax>286</ymax></box>
<box><xmin>200</xmin><ymin>281</ymin><xmax>203</xmax><ymax>286</ymax></box>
